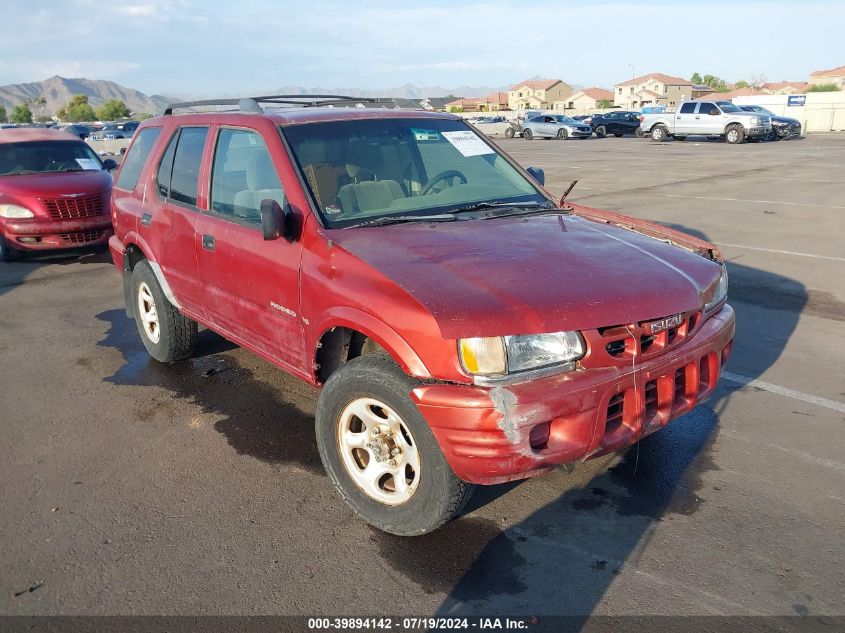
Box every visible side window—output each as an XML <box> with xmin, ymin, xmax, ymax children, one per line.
<box><xmin>116</xmin><ymin>127</ymin><xmax>161</xmax><ymax>190</ymax></box>
<box><xmin>679</xmin><ymin>102</ymin><xmax>697</xmax><ymax>114</ymax></box>
<box><xmin>210</xmin><ymin>128</ymin><xmax>282</xmax><ymax>224</ymax></box>
<box><xmin>698</xmin><ymin>103</ymin><xmax>719</xmax><ymax>116</ymax></box>
<box><xmin>169</xmin><ymin>127</ymin><xmax>208</xmax><ymax>206</ymax></box>
<box><xmin>156</xmin><ymin>132</ymin><xmax>178</xmax><ymax>198</ymax></box>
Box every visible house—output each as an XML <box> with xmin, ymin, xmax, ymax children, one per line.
<box><xmin>445</xmin><ymin>97</ymin><xmax>482</xmax><ymax>112</ymax></box>
<box><xmin>694</xmin><ymin>87</ymin><xmax>770</xmax><ymax>101</ymax></box>
<box><xmin>418</xmin><ymin>96</ymin><xmax>461</xmax><ymax>111</ymax></box>
<box><xmin>691</xmin><ymin>84</ymin><xmax>716</xmax><ymax>99</ymax></box>
<box><xmin>613</xmin><ymin>73</ymin><xmax>694</xmax><ymax>109</ymax></box>
<box><xmin>761</xmin><ymin>81</ymin><xmax>808</xmax><ymax>95</ymax></box>
<box><xmin>553</xmin><ymin>87</ymin><xmax>614</xmax><ymax>113</ymax></box>
<box><xmin>508</xmin><ymin>79</ymin><xmax>573</xmax><ymax>111</ymax></box>
<box><xmin>808</xmin><ymin>65</ymin><xmax>845</xmax><ymax>89</ymax></box>
<box><xmin>475</xmin><ymin>92</ymin><xmax>509</xmax><ymax>111</ymax></box>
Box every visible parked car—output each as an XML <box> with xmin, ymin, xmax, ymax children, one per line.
<box><xmin>522</xmin><ymin>114</ymin><xmax>593</xmax><ymax>140</ymax></box>
<box><xmin>738</xmin><ymin>105</ymin><xmax>801</xmax><ymax>140</ymax></box>
<box><xmin>90</xmin><ymin>121</ymin><xmax>139</xmax><ymax>140</ymax></box>
<box><xmin>109</xmin><ymin>96</ymin><xmax>734</xmax><ymax>535</ymax></box>
<box><xmin>640</xmin><ymin>101</ymin><xmax>771</xmax><ymax>144</ymax></box>
<box><xmin>590</xmin><ymin>111</ymin><xmax>641</xmax><ymax>137</ymax></box>
<box><xmin>58</xmin><ymin>124</ymin><xmax>92</xmax><ymax>139</ymax></box>
<box><xmin>0</xmin><ymin>128</ymin><xmax>117</xmax><ymax>260</ymax></box>
<box><xmin>571</xmin><ymin>114</ymin><xmax>592</xmax><ymax>124</ymax></box>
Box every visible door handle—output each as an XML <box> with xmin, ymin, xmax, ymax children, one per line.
<box><xmin>202</xmin><ymin>234</ymin><xmax>215</xmax><ymax>252</ymax></box>
<box><xmin>695</xmin><ymin>116</ymin><xmax>700</xmax><ymax>119</ymax></box>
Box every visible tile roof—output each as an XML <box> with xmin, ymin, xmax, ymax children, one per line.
<box><xmin>577</xmin><ymin>87</ymin><xmax>614</xmax><ymax>101</ymax></box>
<box><xmin>694</xmin><ymin>87</ymin><xmax>768</xmax><ymax>101</ymax></box>
<box><xmin>762</xmin><ymin>81</ymin><xmax>809</xmax><ymax>91</ymax></box>
<box><xmin>510</xmin><ymin>79</ymin><xmax>561</xmax><ymax>90</ymax></box>
<box><xmin>617</xmin><ymin>72</ymin><xmax>692</xmax><ymax>87</ymax></box>
<box><xmin>479</xmin><ymin>91</ymin><xmax>509</xmax><ymax>105</ymax></box>
<box><xmin>810</xmin><ymin>65</ymin><xmax>845</xmax><ymax>77</ymax></box>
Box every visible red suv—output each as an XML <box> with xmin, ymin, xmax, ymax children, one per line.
<box><xmin>0</xmin><ymin>128</ymin><xmax>117</xmax><ymax>260</ymax></box>
<box><xmin>109</xmin><ymin>96</ymin><xmax>734</xmax><ymax>535</ymax></box>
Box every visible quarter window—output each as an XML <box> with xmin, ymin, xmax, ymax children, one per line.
<box><xmin>210</xmin><ymin>128</ymin><xmax>283</xmax><ymax>225</ymax></box>
<box><xmin>116</xmin><ymin>127</ymin><xmax>160</xmax><ymax>190</ymax></box>
<box><xmin>680</xmin><ymin>102</ymin><xmax>697</xmax><ymax>114</ymax></box>
<box><xmin>169</xmin><ymin>127</ymin><xmax>208</xmax><ymax>206</ymax></box>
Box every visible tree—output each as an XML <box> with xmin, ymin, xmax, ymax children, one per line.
<box><xmin>596</xmin><ymin>99</ymin><xmax>613</xmax><ymax>109</ymax></box>
<box><xmin>10</xmin><ymin>103</ymin><xmax>33</xmax><ymax>124</ymax></box>
<box><xmin>96</xmin><ymin>99</ymin><xmax>131</xmax><ymax>121</ymax></box>
<box><xmin>750</xmin><ymin>73</ymin><xmax>768</xmax><ymax>90</ymax></box>
<box><xmin>57</xmin><ymin>94</ymin><xmax>97</xmax><ymax>122</ymax></box>
<box><xmin>807</xmin><ymin>83</ymin><xmax>840</xmax><ymax>92</ymax></box>
<box><xmin>0</xmin><ymin>105</ymin><xmax>7</xmax><ymax>123</ymax></box>
<box><xmin>735</xmin><ymin>80</ymin><xmax>750</xmax><ymax>89</ymax></box>
<box><xmin>691</xmin><ymin>72</ymin><xmax>703</xmax><ymax>85</ymax></box>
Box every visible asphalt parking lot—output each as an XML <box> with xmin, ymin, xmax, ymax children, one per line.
<box><xmin>1</xmin><ymin>134</ymin><xmax>843</xmax><ymax>621</ymax></box>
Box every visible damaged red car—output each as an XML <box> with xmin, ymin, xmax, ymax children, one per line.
<box><xmin>109</xmin><ymin>96</ymin><xmax>734</xmax><ymax>535</ymax></box>
<box><xmin>0</xmin><ymin>128</ymin><xmax>117</xmax><ymax>261</ymax></box>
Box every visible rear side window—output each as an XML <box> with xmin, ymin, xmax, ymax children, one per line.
<box><xmin>155</xmin><ymin>127</ymin><xmax>208</xmax><ymax>206</ymax></box>
<box><xmin>680</xmin><ymin>103</ymin><xmax>697</xmax><ymax>114</ymax></box>
<box><xmin>210</xmin><ymin>128</ymin><xmax>283</xmax><ymax>224</ymax></box>
<box><xmin>116</xmin><ymin>127</ymin><xmax>161</xmax><ymax>190</ymax></box>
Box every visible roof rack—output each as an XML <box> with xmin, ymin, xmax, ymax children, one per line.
<box><xmin>162</xmin><ymin>94</ymin><xmax>384</xmax><ymax>115</ymax></box>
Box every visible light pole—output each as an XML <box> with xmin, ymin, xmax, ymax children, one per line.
<box><xmin>628</xmin><ymin>64</ymin><xmax>635</xmax><ymax>109</ymax></box>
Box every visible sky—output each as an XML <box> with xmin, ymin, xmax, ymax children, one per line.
<box><xmin>1</xmin><ymin>0</ymin><xmax>843</xmax><ymax>96</ymax></box>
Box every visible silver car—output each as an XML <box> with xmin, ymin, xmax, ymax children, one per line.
<box><xmin>522</xmin><ymin>114</ymin><xmax>593</xmax><ymax>140</ymax></box>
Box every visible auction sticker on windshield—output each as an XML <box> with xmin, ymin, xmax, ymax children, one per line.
<box><xmin>441</xmin><ymin>131</ymin><xmax>494</xmax><ymax>157</ymax></box>
<box><xmin>75</xmin><ymin>158</ymin><xmax>101</xmax><ymax>170</ymax></box>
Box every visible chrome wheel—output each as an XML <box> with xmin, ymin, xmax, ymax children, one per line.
<box><xmin>727</xmin><ymin>129</ymin><xmax>739</xmax><ymax>143</ymax></box>
<box><xmin>337</xmin><ymin>397</ymin><xmax>420</xmax><ymax>506</ymax></box>
<box><xmin>137</xmin><ymin>282</ymin><xmax>160</xmax><ymax>344</ymax></box>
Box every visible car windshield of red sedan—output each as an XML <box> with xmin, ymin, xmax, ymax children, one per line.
<box><xmin>0</xmin><ymin>141</ymin><xmax>103</xmax><ymax>176</ymax></box>
<box><xmin>282</xmin><ymin>118</ymin><xmax>548</xmax><ymax>228</ymax></box>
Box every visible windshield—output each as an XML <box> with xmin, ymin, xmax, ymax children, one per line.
<box><xmin>0</xmin><ymin>141</ymin><xmax>104</xmax><ymax>176</ymax></box>
<box><xmin>717</xmin><ymin>101</ymin><xmax>743</xmax><ymax>113</ymax></box>
<box><xmin>743</xmin><ymin>105</ymin><xmax>773</xmax><ymax>115</ymax></box>
<box><xmin>553</xmin><ymin>115</ymin><xmax>580</xmax><ymax>124</ymax></box>
<box><xmin>282</xmin><ymin>118</ymin><xmax>548</xmax><ymax>228</ymax></box>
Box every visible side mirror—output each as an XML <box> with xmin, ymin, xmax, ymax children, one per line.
<box><xmin>709</xmin><ymin>110</ymin><xmax>720</xmax><ymax>116</ymax></box>
<box><xmin>526</xmin><ymin>166</ymin><xmax>545</xmax><ymax>186</ymax></box>
<box><xmin>103</xmin><ymin>158</ymin><xmax>118</xmax><ymax>172</ymax></box>
<box><xmin>260</xmin><ymin>198</ymin><xmax>296</xmax><ymax>243</ymax></box>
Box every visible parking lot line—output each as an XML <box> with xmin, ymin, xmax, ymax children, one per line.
<box><xmin>722</xmin><ymin>371</ymin><xmax>845</xmax><ymax>413</ymax></box>
<box><xmin>717</xmin><ymin>243</ymin><xmax>845</xmax><ymax>263</ymax></box>
<box><xmin>661</xmin><ymin>193</ymin><xmax>845</xmax><ymax>210</ymax></box>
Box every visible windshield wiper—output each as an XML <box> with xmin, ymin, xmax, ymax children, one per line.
<box><xmin>346</xmin><ymin>213</ymin><xmax>456</xmax><ymax>229</ymax></box>
<box><xmin>451</xmin><ymin>200</ymin><xmax>554</xmax><ymax>214</ymax></box>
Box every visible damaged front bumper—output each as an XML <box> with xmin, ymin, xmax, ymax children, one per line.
<box><xmin>412</xmin><ymin>305</ymin><xmax>735</xmax><ymax>485</ymax></box>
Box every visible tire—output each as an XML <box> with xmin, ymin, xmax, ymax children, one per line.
<box><xmin>504</xmin><ymin>126</ymin><xmax>515</xmax><ymax>138</ymax></box>
<box><xmin>316</xmin><ymin>354</ymin><xmax>475</xmax><ymax>536</ymax></box>
<box><xmin>651</xmin><ymin>126</ymin><xmax>667</xmax><ymax>142</ymax></box>
<box><xmin>0</xmin><ymin>235</ymin><xmax>20</xmax><ymax>262</ymax></box>
<box><xmin>613</xmin><ymin>133</ymin><xmax>623</xmax><ymax>138</ymax></box>
<box><xmin>595</xmin><ymin>125</ymin><xmax>607</xmax><ymax>138</ymax></box>
<box><xmin>131</xmin><ymin>260</ymin><xmax>197</xmax><ymax>363</ymax></box>
<box><xmin>635</xmin><ymin>127</ymin><xmax>644</xmax><ymax>138</ymax></box>
<box><xmin>674</xmin><ymin>136</ymin><xmax>686</xmax><ymax>141</ymax></box>
<box><xmin>777</xmin><ymin>127</ymin><xmax>790</xmax><ymax>139</ymax></box>
<box><xmin>725</xmin><ymin>125</ymin><xmax>745</xmax><ymax>144</ymax></box>
<box><xmin>523</xmin><ymin>128</ymin><xmax>533</xmax><ymax>140</ymax></box>
<box><xmin>557</xmin><ymin>128</ymin><xmax>568</xmax><ymax>139</ymax></box>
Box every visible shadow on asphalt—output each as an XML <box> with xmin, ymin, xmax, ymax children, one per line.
<box><xmin>90</xmin><ymin>223</ymin><xmax>806</xmax><ymax>619</ymax></box>
<box><xmin>0</xmin><ymin>245</ymin><xmax>110</xmax><ymax>298</ymax></box>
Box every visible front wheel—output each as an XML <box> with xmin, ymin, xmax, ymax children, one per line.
<box><xmin>316</xmin><ymin>354</ymin><xmax>475</xmax><ymax>536</ymax></box>
<box><xmin>523</xmin><ymin>128</ymin><xmax>533</xmax><ymax>140</ymax></box>
<box><xmin>557</xmin><ymin>128</ymin><xmax>568</xmax><ymax>139</ymax></box>
<box><xmin>504</xmin><ymin>126</ymin><xmax>515</xmax><ymax>138</ymax></box>
<box><xmin>725</xmin><ymin>125</ymin><xmax>745</xmax><ymax>144</ymax></box>
<box><xmin>595</xmin><ymin>125</ymin><xmax>607</xmax><ymax>138</ymax></box>
<box><xmin>131</xmin><ymin>260</ymin><xmax>197</xmax><ymax>362</ymax></box>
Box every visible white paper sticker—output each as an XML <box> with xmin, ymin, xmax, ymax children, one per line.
<box><xmin>75</xmin><ymin>158</ymin><xmax>101</xmax><ymax>170</ymax></box>
<box><xmin>441</xmin><ymin>131</ymin><xmax>494</xmax><ymax>157</ymax></box>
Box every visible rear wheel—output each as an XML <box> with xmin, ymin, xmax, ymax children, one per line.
<box><xmin>504</xmin><ymin>126</ymin><xmax>515</xmax><ymax>138</ymax></box>
<box><xmin>725</xmin><ymin>125</ymin><xmax>745</xmax><ymax>144</ymax></box>
<box><xmin>595</xmin><ymin>125</ymin><xmax>607</xmax><ymax>138</ymax></box>
<box><xmin>131</xmin><ymin>260</ymin><xmax>197</xmax><ymax>362</ymax></box>
<box><xmin>557</xmin><ymin>128</ymin><xmax>568</xmax><ymax>139</ymax></box>
<box><xmin>0</xmin><ymin>235</ymin><xmax>20</xmax><ymax>262</ymax></box>
<box><xmin>316</xmin><ymin>354</ymin><xmax>475</xmax><ymax>536</ymax></box>
<box><xmin>523</xmin><ymin>128</ymin><xmax>533</xmax><ymax>140</ymax></box>
<box><xmin>651</xmin><ymin>126</ymin><xmax>667</xmax><ymax>142</ymax></box>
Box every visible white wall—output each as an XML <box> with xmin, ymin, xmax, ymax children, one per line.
<box><xmin>733</xmin><ymin>92</ymin><xmax>845</xmax><ymax>132</ymax></box>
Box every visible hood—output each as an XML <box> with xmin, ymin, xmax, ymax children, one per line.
<box><xmin>327</xmin><ymin>213</ymin><xmax>722</xmax><ymax>339</ymax></box>
<box><xmin>0</xmin><ymin>170</ymin><xmax>112</xmax><ymax>200</ymax></box>
<box><xmin>772</xmin><ymin>115</ymin><xmax>800</xmax><ymax>125</ymax></box>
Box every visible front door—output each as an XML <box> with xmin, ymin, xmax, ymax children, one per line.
<box><xmin>195</xmin><ymin>126</ymin><xmax>304</xmax><ymax>369</ymax></box>
<box><xmin>694</xmin><ymin>102</ymin><xmax>723</xmax><ymax>135</ymax></box>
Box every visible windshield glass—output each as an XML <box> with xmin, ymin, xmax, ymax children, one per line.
<box><xmin>282</xmin><ymin>118</ymin><xmax>548</xmax><ymax>228</ymax></box>
<box><xmin>717</xmin><ymin>101</ymin><xmax>743</xmax><ymax>113</ymax></box>
<box><xmin>0</xmin><ymin>141</ymin><xmax>103</xmax><ymax>176</ymax></box>
<box><xmin>553</xmin><ymin>115</ymin><xmax>580</xmax><ymax>124</ymax></box>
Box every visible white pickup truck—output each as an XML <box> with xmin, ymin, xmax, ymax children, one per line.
<box><xmin>639</xmin><ymin>100</ymin><xmax>772</xmax><ymax>144</ymax></box>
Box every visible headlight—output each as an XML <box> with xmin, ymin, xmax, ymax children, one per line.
<box><xmin>705</xmin><ymin>266</ymin><xmax>728</xmax><ymax>312</ymax></box>
<box><xmin>0</xmin><ymin>204</ymin><xmax>34</xmax><ymax>218</ymax></box>
<box><xmin>458</xmin><ymin>331</ymin><xmax>585</xmax><ymax>377</ymax></box>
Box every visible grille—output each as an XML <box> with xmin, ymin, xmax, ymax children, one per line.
<box><xmin>59</xmin><ymin>229</ymin><xmax>106</xmax><ymax>244</ymax></box>
<box><xmin>42</xmin><ymin>194</ymin><xmax>106</xmax><ymax>220</ymax></box>
<box><xmin>606</xmin><ymin>393</ymin><xmax>625</xmax><ymax>433</ymax></box>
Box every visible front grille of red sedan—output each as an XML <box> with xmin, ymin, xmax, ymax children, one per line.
<box><xmin>59</xmin><ymin>229</ymin><xmax>106</xmax><ymax>244</ymax></box>
<box><xmin>41</xmin><ymin>194</ymin><xmax>106</xmax><ymax>220</ymax></box>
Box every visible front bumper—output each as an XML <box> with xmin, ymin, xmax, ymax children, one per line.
<box><xmin>412</xmin><ymin>305</ymin><xmax>735</xmax><ymax>484</ymax></box>
<box><xmin>569</xmin><ymin>128</ymin><xmax>593</xmax><ymax>138</ymax></box>
<box><xmin>1</xmin><ymin>216</ymin><xmax>113</xmax><ymax>251</ymax></box>
<box><xmin>747</xmin><ymin>125</ymin><xmax>772</xmax><ymax>137</ymax></box>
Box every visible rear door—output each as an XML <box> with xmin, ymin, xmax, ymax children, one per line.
<box><xmin>674</xmin><ymin>102</ymin><xmax>699</xmax><ymax>135</ymax></box>
<box><xmin>194</xmin><ymin>125</ymin><xmax>304</xmax><ymax>369</ymax></box>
